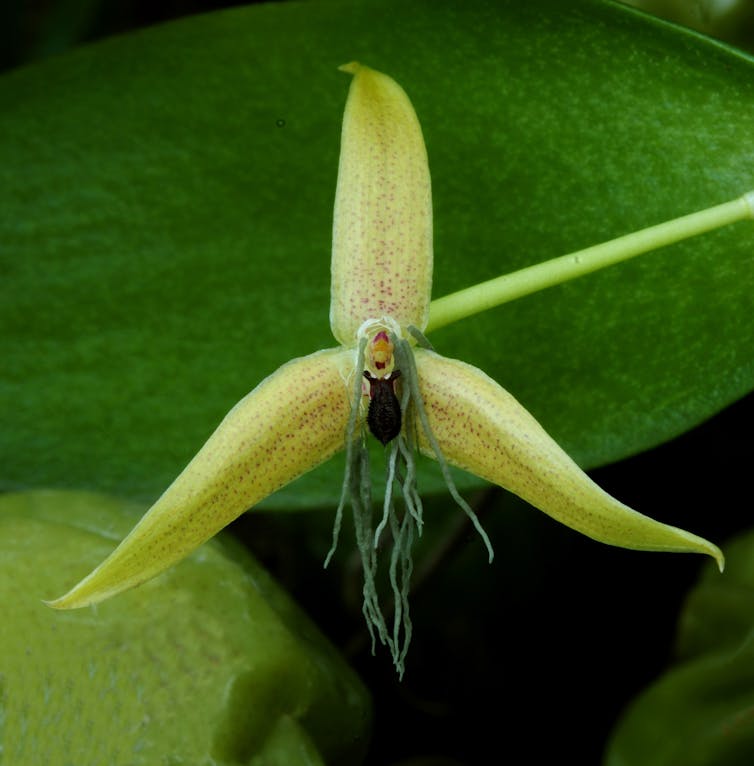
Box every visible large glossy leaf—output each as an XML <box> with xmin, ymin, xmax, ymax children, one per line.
<box><xmin>0</xmin><ymin>489</ymin><xmax>370</xmax><ymax>764</ymax></box>
<box><xmin>2</xmin><ymin>0</ymin><xmax>753</xmax><ymax>508</ymax></box>
<box><xmin>604</xmin><ymin>528</ymin><xmax>754</xmax><ymax>766</ymax></box>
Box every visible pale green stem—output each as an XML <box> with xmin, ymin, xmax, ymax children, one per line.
<box><xmin>427</xmin><ymin>191</ymin><xmax>754</xmax><ymax>333</ymax></box>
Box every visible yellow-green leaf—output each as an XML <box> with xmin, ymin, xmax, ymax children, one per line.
<box><xmin>0</xmin><ymin>490</ymin><xmax>370</xmax><ymax>765</ymax></box>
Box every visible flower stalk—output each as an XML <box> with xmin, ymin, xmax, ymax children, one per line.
<box><xmin>428</xmin><ymin>191</ymin><xmax>754</xmax><ymax>332</ymax></box>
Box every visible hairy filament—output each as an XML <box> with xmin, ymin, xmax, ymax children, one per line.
<box><xmin>325</xmin><ymin>337</ymin><xmax>367</xmax><ymax>568</ymax></box>
<box><xmin>394</xmin><ymin>337</ymin><xmax>495</xmax><ymax>564</ymax></box>
<box><xmin>396</xmin><ymin>378</ymin><xmax>424</xmax><ymax>532</ymax></box>
<box><xmin>375</xmin><ymin>441</ymin><xmax>400</xmax><ymax>547</ymax></box>
<box><xmin>388</xmin><ymin>495</ymin><xmax>414</xmax><ymax>676</ymax></box>
<box><xmin>352</xmin><ymin>442</ymin><xmax>386</xmax><ymax>653</ymax></box>
<box><xmin>408</xmin><ymin>324</ymin><xmax>435</xmax><ymax>350</ymax></box>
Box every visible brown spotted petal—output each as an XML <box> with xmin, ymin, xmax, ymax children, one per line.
<box><xmin>330</xmin><ymin>63</ymin><xmax>433</xmax><ymax>344</ymax></box>
<box><xmin>413</xmin><ymin>348</ymin><xmax>723</xmax><ymax>567</ymax></box>
<box><xmin>48</xmin><ymin>348</ymin><xmax>355</xmax><ymax>609</ymax></box>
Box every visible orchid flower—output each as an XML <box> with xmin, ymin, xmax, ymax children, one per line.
<box><xmin>50</xmin><ymin>62</ymin><xmax>724</xmax><ymax>677</ymax></box>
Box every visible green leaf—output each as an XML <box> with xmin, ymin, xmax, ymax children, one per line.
<box><xmin>2</xmin><ymin>0</ymin><xmax>753</xmax><ymax>508</ymax></box>
<box><xmin>604</xmin><ymin>528</ymin><xmax>754</xmax><ymax>766</ymax></box>
<box><xmin>0</xmin><ymin>490</ymin><xmax>370</xmax><ymax>765</ymax></box>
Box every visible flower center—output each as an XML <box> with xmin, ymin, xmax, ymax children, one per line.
<box><xmin>326</xmin><ymin>319</ymin><xmax>494</xmax><ymax>678</ymax></box>
<box><xmin>369</xmin><ymin>330</ymin><xmax>394</xmax><ymax>374</ymax></box>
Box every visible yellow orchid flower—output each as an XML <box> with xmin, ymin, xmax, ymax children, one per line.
<box><xmin>49</xmin><ymin>62</ymin><xmax>723</xmax><ymax>677</ymax></box>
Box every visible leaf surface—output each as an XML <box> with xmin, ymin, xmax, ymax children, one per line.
<box><xmin>2</xmin><ymin>0</ymin><xmax>753</xmax><ymax>507</ymax></box>
<box><xmin>605</xmin><ymin>528</ymin><xmax>754</xmax><ymax>766</ymax></box>
<box><xmin>0</xmin><ymin>490</ymin><xmax>369</xmax><ymax>764</ymax></box>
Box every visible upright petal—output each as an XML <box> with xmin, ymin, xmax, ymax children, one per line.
<box><xmin>49</xmin><ymin>348</ymin><xmax>355</xmax><ymax>609</ymax></box>
<box><xmin>330</xmin><ymin>62</ymin><xmax>433</xmax><ymax>345</ymax></box>
<box><xmin>413</xmin><ymin>349</ymin><xmax>723</xmax><ymax>567</ymax></box>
